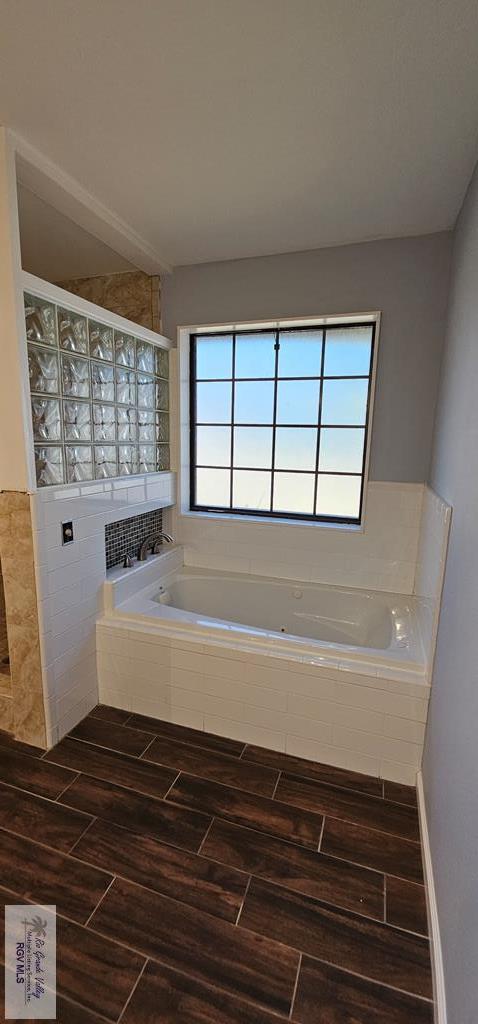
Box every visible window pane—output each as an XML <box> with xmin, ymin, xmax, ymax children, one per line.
<box><xmin>278</xmin><ymin>330</ymin><xmax>322</xmax><ymax>377</ymax></box>
<box><xmin>196</xmin><ymin>426</ymin><xmax>231</xmax><ymax>466</ymax></box>
<box><xmin>235</xmin><ymin>333</ymin><xmax>275</xmax><ymax>378</ymax></box>
<box><xmin>196</xmin><ymin>335</ymin><xmax>232</xmax><ymax>379</ymax></box>
<box><xmin>277</xmin><ymin>380</ymin><xmax>319</xmax><ymax>424</ymax></box>
<box><xmin>275</xmin><ymin>427</ymin><xmax>317</xmax><ymax>470</ymax></box>
<box><xmin>234</xmin><ymin>381</ymin><xmax>274</xmax><ymax>423</ymax></box>
<box><xmin>273</xmin><ymin>472</ymin><xmax>315</xmax><ymax>515</ymax></box>
<box><xmin>324</xmin><ymin>327</ymin><xmax>373</xmax><ymax>376</ymax></box>
<box><xmin>233</xmin><ymin>470</ymin><xmax>271</xmax><ymax>510</ymax></box>
<box><xmin>316</xmin><ymin>474</ymin><xmax>361</xmax><ymax>518</ymax></box>
<box><xmin>321</xmin><ymin>378</ymin><xmax>369</xmax><ymax>425</ymax></box>
<box><xmin>196</xmin><ymin>467</ymin><xmax>230</xmax><ymax>506</ymax></box>
<box><xmin>196</xmin><ymin>382</ymin><xmax>231</xmax><ymax>423</ymax></box>
<box><xmin>234</xmin><ymin>427</ymin><xmax>273</xmax><ymax>468</ymax></box>
<box><xmin>319</xmin><ymin>428</ymin><xmax>365</xmax><ymax>473</ymax></box>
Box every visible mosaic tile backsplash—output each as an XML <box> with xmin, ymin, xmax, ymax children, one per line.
<box><xmin>25</xmin><ymin>292</ymin><xmax>170</xmax><ymax>487</ymax></box>
<box><xmin>105</xmin><ymin>508</ymin><xmax>164</xmax><ymax>570</ymax></box>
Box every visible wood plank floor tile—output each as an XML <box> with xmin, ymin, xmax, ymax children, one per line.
<box><xmin>127</xmin><ymin>713</ymin><xmax>245</xmax><ymax>756</ymax></box>
<box><xmin>0</xmin><ymin>745</ymin><xmax>75</xmax><ymax>799</ymax></box>
<box><xmin>69</xmin><ymin>716</ymin><xmax>154</xmax><ymax>757</ymax></box>
<box><xmin>121</xmin><ymin>959</ymin><xmax>291</xmax><ymax>1024</ymax></box>
<box><xmin>167</xmin><ymin>774</ymin><xmax>324</xmax><ymax>849</ymax></box>
<box><xmin>45</xmin><ymin>738</ymin><xmax>177</xmax><ymax>799</ymax></box>
<box><xmin>321</xmin><ymin>817</ymin><xmax>424</xmax><ymax>883</ymax></box>
<box><xmin>292</xmin><ymin>957</ymin><xmax>433</xmax><ymax>1024</ymax></box>
<box><xmin>0</xmin><ymin>972</ymin><xmax>111</xmax><ymax>1024</ymax></box>
<box><xmin>0</xmin><ymin>827</ymin><xmax>112</xmax><ymax>923</ymax></box>
<box><xmin>143</xmin><ymin>735</ymin><xmax>279</xmax><ymax>796</ymax></box>
<box><xmin>0</xmin><ymin>781</ymin><xmax>93</xmax><ymax>852</ymax></box>
<box><xmin>276</xmin><ymin>773</ymin><xmax>420</xmax><ymax>840</ymax></box>
<box><xmin>0</xmin><ymin>731</ymin><xmax>44</xmax><ymax>758</ymax></box>
<box><xmin>240</xmin><ymin>878</ymin><xmax>432</xmax><ymax>998</ymax></box>
<box><xmin>56</xmin><ymin>915</ymin><xmax>145</xmax><ymax>1019</ymax></box>
<box><xmin>242</xmin><ymin>744</ymin><xmax>383</xmax><ymax>797</ymax></box>
<box><xmin>73</xmin><ymin>817</ymin><xmax>248</xmax><ymax>922</ymax></box>
<box><xmin>89</xmin><ymin>877</ymin><xmax>299</xmax><ymax>1016</ymax></box>
<box><xmin>386</xmin><ymin>876</ymin><xmax>428</xmax><ymax>935</ymax></box>
<box><xmin>90</xmin><ymin>703</ymin><xmax>133</xmax><ymax>725</ymax></box>
<box><xmin>202</xmin><ymin>818</ymin><xmax>384</xmax><ymax>920</ymax></box>
<box><xmin>384</xmin><ymin>780</ymin><xmax>418</xmax><ymax>807</ymax></box>
<box><xmin>60</xmin><ymin>774</ymin><xmax>211</xmax><ymax>852</ymax></box>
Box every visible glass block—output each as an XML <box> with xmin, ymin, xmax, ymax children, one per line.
<box><xmin>34</xmin><ymin>446</ymin><xmax>64</xmax><ymax>487</ymax></box>
<box><xmin>273</xmin><ymin>472</ymin><xmax>315</xmax><ymax>515</ymax></box>
<box><xmin>156</xmin><ymin>378</ymin><xmax>169</xmax><ymax>411</ymax></box>
<box><xmin>65</xmin><ymin>445</ymin><xmax>93</xmax><ymax>483</ymax></box>
<box><xmin>156</xmin><ymin>444</ymin><xmax>170</xmax><ymax>471</ymax></box>
<box><xmin>28</xmin><ymin>345</ymin><xmax>60</xmax><ymax>395</ymax></box>
<box><xmin>93</xmin><ymin>445</ymin><xmax>117</xmax><ymax>479</ymax></box>
<box><xmin>61</xmin><ymin>353</ymin><xmax>90</xmax><ymax>398</ymax></box>
<box><xmin>57</xmin><ymin>307</ymin><xmax>88</xmax><ymax>353</ymax></box>
<box><xmin>196</xmin><ymin>467</ymin><xmax>230</xmax><ymax>507</ymax></box>
<box><xmin>156</xmin><ymin>411</ymin><xmax>169</xmax><ymax>443</ymax></box>
<box><xmin>118</xmin><ymin>445</ymin><xmax>139</xmax><ymax>476</ymax></box>
<box><xmin>137</xmin><ymin>408</ymin><xmax>155</xmax><ymax>443</ymax></box>
<box><xmin>233</xmin><ymin>470</ymin><xmax>271</xmax><ymax>510</ymax></box>
<box><xmin>63</xmin><ymin>400</ymin><xmax>91</xmax><ymax>442</ymax></box>
<box><xmin>90</xmin><ymin>360</ymin><xmax>114</xmax><ymax>402</ymax></box>
<box><xmin>89</xmin><ymin>320</ymin><xmax>114</xmax><ymax>361</ymax></box>
<box><xmin>31</xmin><ymin>397</ymin><xmax>61</xmax><ymax>442</ymax></box>
<box><xmin>138</xmin><ymin>444</ymin><xmax>156</xmax><ymax>473</ymax></box>
<box><xmin>316</xmin><ymin>474</ymin><xmax>362</xmax><ymax>519</ymax></box>
<box><xmin>136</xmin><ymin>340</ymin><xmax>154</xmax><ymax>373</ymax></box>
<box><xmin>114</xmin><ymin>331</ymin><xmax>135</xmax><ymax>367</ymax></box>
<box><xmin>196</xmin><ymin>335</ymin><xmax>232</xmax><ymax>380</ymax></box>
<box><xmin>155</xmin><ymin>347</ymin><xmax>169</xmax><ymax>379</ymax></box>
<box><xmin>115</xmin><ymin>366</ymin><xmax>136</xmax><ymax>405</ymax></box>
<box><xmin>137</xmin><ymin>373</ymin><xmax>155</xmax><ymax>409</ymax></box>
<box><xmin>93</xmin><ymin>403</ymin><xmax>116</xmax><ymax>442</ymax></box>
<box><xmin>117</xmin><ymin>407</ymin><xmax>137</xmax><ymax>442</ymax></box>
<box><xmin>24</xmin><ymin>293</ymin><xmax>57</xmax><ymax>346</ymax></box>
<box><xmin>324</xmin><ymin>326</ymin><xmax>373</xmax><ymax>377</ymax></box>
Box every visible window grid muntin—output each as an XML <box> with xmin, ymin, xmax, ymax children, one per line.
<box><xmin>190</xmin><ymin>322</ymin><xmax>375</xmax><ymax>524</ymax></box>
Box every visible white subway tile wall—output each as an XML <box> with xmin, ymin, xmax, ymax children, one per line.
<box><xmin>97</xmin><ymin>622</ymin><xmax>429</xmax><ymax>785</ymax></box>
<box><xmin>32</xmin><ymin>472</ymin><xmax>176</xmax><ymax>745</ymax></box>
<box><xmin>413</xmin><ymin>485</ymin><xmax>451</xmax><ymax>669</ymax></box>
<box><xmin>172</xmin><ymin>481</ymin><xmax>424</xmax><ymax>594</ymax></box>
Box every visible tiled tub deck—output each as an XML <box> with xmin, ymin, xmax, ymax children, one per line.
<box><xmin>0</xmin><ymin>708</ymin><xmax>432</xmax><ymax>1023</ymax></box>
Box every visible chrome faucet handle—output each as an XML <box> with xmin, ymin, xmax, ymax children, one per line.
<box><xmin>123</xmin><ymin>552</ymin><xmax>133</xmax><ymax>568</ymax></box>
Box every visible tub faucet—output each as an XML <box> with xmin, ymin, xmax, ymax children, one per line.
<box><xmin>138</xmin><ymin>532</ymin><xmax>174</xmax><ymax>561</ymax></box>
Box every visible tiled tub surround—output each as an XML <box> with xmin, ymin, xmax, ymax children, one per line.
<box><xmin>24</xmin><ymin>288</ymin><xmax>170</xmax><ymax>487</ymax></box>
<box><xmin>105</xmin><ymin>508</ymin><xmax>164</xmax><ymax>570</ymax></box>
<box><xmin>97</xmin><ymin>549</ymin><xmax>431</xmax><ymax>785</ymax></box>
<box><xmin>413</xmin><ymin>486</ymin><xmax>451</xmax><ymax>667</ymax></box>
<box><xmin>32</xmin><ymin>472</ymin><xmax>176</xmax><ymax>746</ymax></box>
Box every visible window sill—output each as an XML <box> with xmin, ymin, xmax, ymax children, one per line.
<box><xmin>179</xmin><ymin>509</ymin><xmax>364</xmax><ymax>534</ymax></box>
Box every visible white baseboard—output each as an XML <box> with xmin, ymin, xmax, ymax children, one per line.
<box><xmin>417</xmin><ymin>770</ymin><xmax>447</xmax><ymax>1024</ymax></box>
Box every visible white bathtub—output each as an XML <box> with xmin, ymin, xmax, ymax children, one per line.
<box><xmin>98</xmin><ymin>547</ymin><xmax>430</xmax><ymax>784</ymax></box>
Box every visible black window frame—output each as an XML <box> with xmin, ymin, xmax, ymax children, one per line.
<box><xmin>189</xmin><ymin>321</ymin><xmax>376</xmax><ymax>525</ymax></box>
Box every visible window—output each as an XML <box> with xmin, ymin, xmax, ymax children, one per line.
<box><xmin>189</xmin><ymin>321</ymin><xmax>376</xmax><ymax>524</ymax></box>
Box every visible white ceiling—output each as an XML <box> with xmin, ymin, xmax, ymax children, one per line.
<box><xmin>18</xmin><ymin>185</ymin><xmax>135</xmax><ymax>281</ymax></box>
<box><xmin>1</xmin><ymin>0</ymin><xmax>478</xmax><ymax>268</ymax></box>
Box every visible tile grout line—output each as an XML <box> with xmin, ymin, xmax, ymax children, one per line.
<box><xmin>317</xmin><ymin>815</ymin><xmax>326</xmax><ymax>852</ymax></box>
<box><xmin>117</xmin><ymin>957</ymin><xmax>149</xmax><ymax>1023</ymax></box>
<box><xmin>84</xmin><ymin>874</ymin><xmax>117</xmax><ymax>928</ymax></box>
<box><xmin>196</xmin><ymin>816</ymin><xmax>215</xmax><ymax>856</ymax></box>
<box><xmin>54</xmin><ymin>771</ymin><xmax>81</xmax><ymax>802</ymax></box>
<box><xmin>270</xmin><ymin>769</ymin><xmax>282</xmax><ymax>799</ymax></box>
<box><xmin>234</xmin><ymin>874</ymin><xmax>252</xmax><ymax>927</ymax></box>
<box><xmin>138</xmin><ymin>735</ymin><xmax>159</xmax><ymax>760</ymax></box>
<box><xmin>289</xmin><ymin>951</ymin><xmax>302</xmax><ymax>1020</ymax></box>
<box><xmin>68</xmin><ymin>814</ymin><xmax>98</xmax><ymax>854</ymax></box>
<box><xmin>383</xmin><ymin>874</ymin><xmax>387</xmax><ymax>924</ymax></box>
<box><xmin>161</xmin><ymin>769</ymin><xmax>182</xmax><ymax>802</ymax></box>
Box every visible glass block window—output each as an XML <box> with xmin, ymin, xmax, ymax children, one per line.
<box><xmin>189</xmin><ymin>324</ymin><xmax>376</xmax><ymax>524</ymax></box>
<box><xmin>24</xmin><ymin>292</ymin><xmax>170</xmax><ymax>487</ymax></box>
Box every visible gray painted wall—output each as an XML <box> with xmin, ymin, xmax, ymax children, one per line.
<box><xmin>423</xmin><ymin>165</ymin><xmax>478</xmax><ymax>1024</ymax></box>
<box><xmin>163</xmin><ymin>233</ymin><xmax>451</xmax><ymax>482</ymax></box>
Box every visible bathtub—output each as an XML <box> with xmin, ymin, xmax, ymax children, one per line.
<box><xmin>98</xmin><ymin>547</ymin><xmax>430</xmax><ymax>785</ymax></box>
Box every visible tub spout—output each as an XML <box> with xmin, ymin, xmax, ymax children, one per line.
<box><xmin>138</xmin><ymin>532</ymin><xmax>174</xmax><ymax>561</ymax></box>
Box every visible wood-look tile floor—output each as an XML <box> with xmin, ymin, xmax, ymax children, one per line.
<box><xmin>0</xmin><ymin>708</ymin><xmax>433</xmax><ymax>1023</ymax></box>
